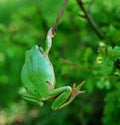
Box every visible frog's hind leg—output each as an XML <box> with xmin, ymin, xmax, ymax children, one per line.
<box><xmin>48</xmin><ymin>86</ymin><xmax>72</xmax><ymax>110</ymax></box>
<box><xmin>47</xmin><ymin>81</ymin><xmax>85</xmax><ymax>110</ymax></box>
<box><xmin>19</xmin><ymin>91</ymin><xmax>43</xmax><ymax>107</ymax></box>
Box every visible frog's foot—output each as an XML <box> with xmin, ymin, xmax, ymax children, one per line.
<box><xmin>70</xmin><ymin>80</ymin><xmax>86</xmax><ymax>99</ymax></box>
<box><xmin>57</xmin><ymin>81</ymin><xmax>86</xmax><ymax>109</ymax></box>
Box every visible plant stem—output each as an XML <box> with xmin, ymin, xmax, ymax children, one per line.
<box><xmin>52</xmin><ymin>0</ymin><xmax>68</xmax><ymax>36</ymax></box>
<box><xmin>77</xmin><ymin>0</ymin><xmax>104</xmax><ymax>40</ymax></box>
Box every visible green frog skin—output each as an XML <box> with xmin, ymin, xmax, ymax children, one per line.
<box><xmin>20</xmin><ymin>28</ymin><xmax>85</xmax><ymax>110</ymax></box>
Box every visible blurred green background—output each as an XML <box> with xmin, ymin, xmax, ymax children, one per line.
<box><xmin>0</xmin><ymin>0</ymin><xmax>120</xmax><ymax>125</ymax></box>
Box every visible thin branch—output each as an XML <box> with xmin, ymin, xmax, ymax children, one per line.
<box><xmin>77</xmin><ymin>0</ymin><xmax>104</xmax><ymax>40</ymax></box>
<box><xmin>52</xmin><ymin>0</ymin><xmax>68</xmax><ymax>36</ymax></box>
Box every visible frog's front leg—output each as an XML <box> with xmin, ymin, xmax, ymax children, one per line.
<box><xmin>47</xmin><ymin>81</ymin><xmax>85</xmax><ymax>110</ymax></box>
<box><xmin>19</xmin><ymin>90</ymin><xmax>43</xmax><ymax>107</ymax></box>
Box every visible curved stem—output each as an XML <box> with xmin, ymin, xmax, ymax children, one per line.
<box><xmin>44</xmin><ymin>0</ymin><xmax>69</xmax><ymax>55</ymax></box>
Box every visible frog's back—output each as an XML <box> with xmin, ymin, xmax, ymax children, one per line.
<box><xmin>21</xmin><ymin>46</ymin><xmax>55</xmax><ymax>99</ymax></box>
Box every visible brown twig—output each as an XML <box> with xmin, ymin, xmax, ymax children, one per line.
<box><xmin>52</xmin><ymin>0</ymin><xmax>68</xmax><ymax>36</ymax></box>
<box><xmin>77</xmin><ymin>0</ymin><xmax>104</xmax><ymax>40</ymax></box>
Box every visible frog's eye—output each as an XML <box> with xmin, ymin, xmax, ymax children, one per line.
<box><xmin>35</xmin><ymin>45</ymin><xmax>40</xmax><ymax>51</ymax></box>
<box><xmin>37</xmin><ymin>45</ymin><xmax>44</xmax><ymax>54</ymax></box>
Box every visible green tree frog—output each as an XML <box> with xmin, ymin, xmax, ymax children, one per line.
<box><xmin>20</xmin><ymin>28</ymin><xmax>85</xmax><ymax>110</ymax></box>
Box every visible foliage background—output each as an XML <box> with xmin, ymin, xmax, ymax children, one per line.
<box><xmin>0</xmin><ymin>0</ymin><xmax>120</xmax><ymax>125</ymax></box>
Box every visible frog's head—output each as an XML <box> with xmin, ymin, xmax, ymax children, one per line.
<box><xmin>25</xmin><ymin>27</ymin><xmax>54</xmax><ymax>59</ymax></box>
<box><xmin>24</xmin><ymin>45</ymin><xmax>43</xmax><ymax>63</ymax></box>
<box><xmin>27</xmin><ymin>45</ymin><xmax>43</xmax><ymax>54</ymax></box>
